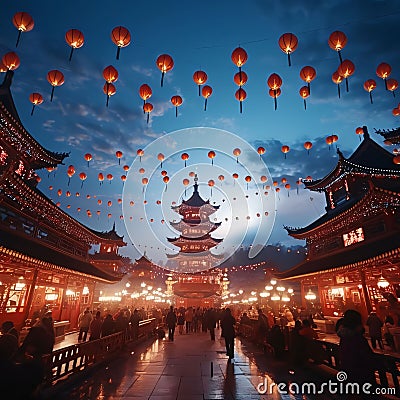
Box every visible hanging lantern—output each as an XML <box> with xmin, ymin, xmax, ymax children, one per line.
<box><xmin>2</xmin><ymin>52</ymin><xmax>20</xmax><ymax>71</ymax></box>
<box><xmin>29</xmin><ymin>93</ymin><xmax>43</xmax><ymax>116</ymax></box>
<box><xmin>97</xmin><ymin>199</ymin><xmax>102</xmax><ymax>205</ymax></box>
<box><xmin>102</xmin><ymin>65</ymin><xmax>119</xmax><ymax>107</ymax></box>
<box><xmin>123</xmin><ymin>165</ymin><xmax>129</xmax><ymax>172</ymax></box>
<box><xmin>257</xmin><ymin>146</ymin><xmax>265</xmax><ymax>157</ymax></box>
<box><xmin>98</xmin><ymin>173</ymin><xmax>104</xmax><ymax>185</ymax></box>
<box><xmin>0</xmin><ymin>60</ymin><xmax>7</xmax><ymax>73</ymax></box>
<box><xmin>47</xmin><ymin>70</ymin><xmax>65</xmax><ymax>102</ymax></box>
<box><xmin>208</xmin><ymin>179</ymin><xmax>215</xmax><ymax>196</ymax></box>
<box><xmin>281</xmin><ymin>145</ymin><xmax>290</xmax><ymax>159</ymax></box>
<box><xmin>139</xmin><ymin>84</ymin><xmax>152</xmax><ymax>106</ymax></box>
<box><xmin>337</xmin><ymin>59</ymin><xmax>355</xmax><ymax>92</ymax></box>
<box><xmin>181</xmin><ymin>152</ymin><xmax>189</xmax><ymax>167</ymax></box>
<box><xmin>163</xmin><ymin>176</ymin><xmax>169</xmax><ymax>191</ymax></box>
<box><xmin>201</xmin><ymin>85</ymin><xmax>213</xmax><ymax>111</ymax></box>
<box><xmin>12</xmin><ymin>12</ymin><xmax>34</xmax><ymax>47</ymax></box>
<box><xmin>139</xmin><ymin>168</ymin><xmax>145</xmax><ymax>174</ymax></box>
<box><xmin>299</xmin><ymin>86</ymin><xmax>310</xmax><ymax>110</ymax></box>
<box><xmin>387</xmin><ymin>78</ymin><xmax>398</xmax><ymax>97</ymax></box>
<box><xmin>232</xmin><ymin>173</ymin><xmax>239</xmax><ymax>185</ymax></box>
<box><xmin>328</xmin><ymin>31</ymin><xmax>347</xmax><ymax>63</ymax></box>
<box><xmin>304</xmin><ymin>141</ymin><xmax>312</xmax><ymax>155</ymax></box>
<box><xmin>376</xmin><ymin>62</ymin><xmax>392</xmax><ymax>90</ymax></box>
<box><xmin>231</xmin><ymin>47</ymin><xmax>248</xmax><ymax>70</ymax></box>
<box><xmin>355</xmin><ymin>127</ymin><xmax>364</xmax><ymax>141</ymax></box>
<box><xmin>392</xmin><ymin>108</ymin><xmax>400</xmax><ymax>117</ymax></box>
<box><xmin>143</xmin><ymin>102</ymin><xmax>153</xmax><ymax>123</ymax></box>
<box><xmin>278</xmin><ymin>33</ymin><xmax>298</xmax><ymax>66</ymax></box>
<box><xmin>267</xmin><ymin>73</ymin><xmax>282</xmax><ymax>110</ymax></box>
<box><xmin>106</xmin><ymin>173</ymin><xmax>113</xmax><ymax>184</ymax></box>
<box><xmin>326</xmin><ymin>135</ymin><xmax>333</xmax><ymax>150</ymax></box>
<box><xmin>393</xmin><ymin>155</ymin><xmax>400</xmax><ymax>164</ymax></box>
<box><xmin>156</xmin><ymin>54</ymin><xmax>174</xmax><ymax>87</ymax></box>
<box><xmin>84</xmin><ymin>153</ymin><xmax>92</xmax><ymax>167</ymax></box>
<box><xmin>157</xmin><ymin>153</ymin><xmax>165</xmax><ymax>168</ymax></box>
<box><xmin>193</xmin><ymin>70</ymin><xmax>208</xmax><ymax>96</ymax></box>
<box><xmin>363</xmin><ymin>79</ymin><xmax>377</xmax><ymax>104</ymax></box>
<box><xmin>260</xmin><ymin>175</ymin><xmax>267</xmax><ymax>183</ymax></box>
<box><xmin>171</xmin><ymin>95</ymin><xmax>183</xmax><ymax>117</ymax></box>
<box><xmin>111</xmin><ymin>26</ymin><xmax>131</xmax><ymax>60</ymax></box>
<box><xmin>114</xmin><ymin>150</ymin><xmax>122</xmax><ymax>165</ymax></box>
<box><xmin>218</xmin><ymin>175</ymin><xmax>225</xmax><ymax>185</ymax></box>
<box><xmin>161</xmin><ymin>170</ymin><xmax>168</xmax><ymax>177</ymax></box>
<box><xmin>300</xmin><ymin>66</ymin><xmax>316</xmax><ymax>94</ymax></box>
<box><xmin>233</xmin><ymin>148</ymin><xmax>241</xmax><ymax>163</ymax></box>
<box><xmin>121</xmin><ymin>175</ymin><xmax>127</xmax><ymax>185</ymax></box>
<box><xmin>234</xmin><ymin>71</ymin><xmax>248</xmax><ymax>87</ymax></box>
<box><xmin>137</xmin><ymin>149</ymin><xmax>144</xmax><ymax>162</ymax></box>
<box><xmin>245</xmin><ymin>175</ymin><xmax>251</xmax><ymax>190</ymax></box>
<box><xmin>79</xmin><ymin>172</ymin><xmax>87</xmax><ymax>188</ymax></box>
<box><xmin>103</xmin><ymin>82</ymin><xmax>116</xmax><ymax>103</ymax></box>
<box><xmin>65</xmin><ymin>29</ymin><xmax>84</xmax><ymax>61</ymax></box>
<box><xmin>332</xmin><ymin>71</ymin><xmax>343</xmax><ymax>98</ymax></box>
<box><xmin>67</xmin><ymin>165</ymin><xmax>75</xmax><ymax>186</ymax></box>
<box><xmin>235</xmin><ymin>87</ymin><xmax>247</xmax><ymax>113</ymax></box>
<box><xmin>108</xmin><ymin>200</ymin><xmax>112</xmax><ymax>207</ymax></box>
<box><xmin>208</xmin><ymin>150</ymin><xmax>216</xmax><ymax>165</ymax></box>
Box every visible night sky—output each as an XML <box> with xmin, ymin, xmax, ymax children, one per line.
<box><xmin>1</xmin><ymin>0</ymin><xmax>400</xmax><ymax>268</ymax></box>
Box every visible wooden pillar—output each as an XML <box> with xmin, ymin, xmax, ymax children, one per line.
<box><xmin>359</xmin><ymin>269</ymin><xmax>372</xmax><ymax>314</ymax></box>
<box><xmin>23</xmin><ymin>267</ymin><xmax>39</xmax><ymax>325</ymax></box>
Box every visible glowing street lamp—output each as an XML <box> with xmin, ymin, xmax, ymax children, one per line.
<box><xmin>377</xmin><ymin>275</ymin><xmax>390</xmax><ymax>289</ymax></box>
<box><xmin>305</xmin><ymin>289</ymin><xmax>317</xmax><ymax>301</ymax></box>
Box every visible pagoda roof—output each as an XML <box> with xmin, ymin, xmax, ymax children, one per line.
<box><xmin>134</xmin><ymin>254</ymin><xmax>155</xmax><ymax>267</ymax></box>
<box><xmin>172</xmin><ymin>183</ymin><xmax>219</xmax><ymax>210</ymax></box>
<box><xmin>88</xmin><ymin>222</ymin><xmax>126</xmax><ymax>244</ymax></box>
<box><xmin>0</xmin><ymin>71</ymin><xmax>68</xmax><ymax>169</ymax></box>
<box><xmin>170</xmin><ymin>219</ymin><xmax>221</xmax><ymax>229</ymax></box>
<box><xmin>304</xmin><ymin>127</ymin><xmax>400</xmax><ymax>192</ymax></box>
<box><xmin>276</xmin><ymin>231</ymin><xmax>400</xmax><ymax>280</ymax></box>
<box><xmin>167</xmin><ymin>233</ymin><xmax>223</xmax><ymax>244</ymax></box>
<box><xmin>0</xmin><ymin>229</ymin><xmax>122</xmax><ymax>282</ymax></box>
<box><xmin>375</xmin><ymin>127</ymin><xmax>400</xmax><ymax>144</ymax></box>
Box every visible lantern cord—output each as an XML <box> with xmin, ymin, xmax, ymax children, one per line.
<box><xmin>393</xmin><ymin>91</ymin><xmax>396</xmax><ymax>98</ymax></box>
<box><xmin>161</xmin><ymin>72</ymin><xmax>165</xmax><ymax>87</ymax></box>
<box><xmin>369</xmin><ymin>92</ymin><xmax>373</xmax><ymax>104</ymax></box>
<box><xmin>146</xmin><ymin>113</ymin><xmax>149</xmax><ymax>124</ymax></box>
<box><xmin>184</xmin><ymin>161</ymin><xmax>187</xmax><ymax>167</ymax></box>
<box><xmin>119</xmin><ymin>159</ymin><xmax>121</xmax><ymax>165</ymax></box>
<box><xmin>338</xmin><ymin>51</ymin><xmax>343</xmax><ymax>64</ymax></box>
<box><xmin>287</xmin><ymin>52</ymin><xmax>291</xmax><ymax>67</ymax></box>
<box><xmin>116</xmin><ymin>46</ymin><xmax>121</xmax><ymax>60</ymax></box>
<box><xmin>68</xmin><ymin>178</ymin><xmax>70</xmax><ymax>186</ymax></box>
<box><xmin>50</xmin><ymin>86</ymin><xmax>55</xmax><ymax>102</ymax></box>
<box><xmin>69</xmin><ymin>47</ymin><xmax>74</xmax><ymax>62</ymax></box>
<box><xmin>81</xmin><ymin>182</ymin><xmax>84</xmax><ymax>189</ymax></box>
<box><xmin>16</xmin><ymin>31</ymin><xmax>22</xmax><ymax>48</ymax></box>
<box><xmin>384</xmin><ymin>79</ymin><xmax>388</xmax><ymax>90</ymax></box>
<box><xmin>87</xmin><ymin>161</ymin><xmax>90</xmax><ymax>168</ymax></box>
<box><xmin>345</xmin><ymin>78</ymin><xmax>349</xmax><ymax>93</ymax></box>
<box><xmin>106</xmin><ymin>95</ymin><xmax>110</xmax><ymax>107</ymax></box>
<box><xmin>204</xmin><ymin>98</ymin><xmax>208</xmax><ymax>111</ymax></box>
<box><xmin>274</xmin><ymin>95</ymin><xmax>277</xmax><ymax>111</ymax></box>
<box><xmin>240</xmin><ymin>101</ymin><xmax>242</xmax><ymax>114</ymax></box>
<box><xmin>284</xmin><ymin>153</ymin><xmax>286</xmax><ymax>159</ymax></box>
<box><xmin>175</xmin><ymin>107</ymin><xmax>178</xmax><ymax>118</ymax></box>
<box><xmin>198</xmin><ymin>85</ymin><xmax>201</xmax><ymax>96</ymax></box>
<box><xmin>30</xmin><ymin>105</ymin><xmax>35</xmax><ymax>116</ymax></box>
<box><xmin>307</xmin><ymin>149</ymin><xmax>310</xmax><ymax>155</ymax></box>
<box><xmin>337</xmin><ymin>84</ymin><xmax>341</xmax><ymax>99</ymax></box>
<box><xmin>304</xmin><ymin>99</ymin><xmax>307</xmax><ymax>110</ymax></box>
<box><xmin>165</xmin><ymin>184</ymin><xmax>168</xmax><ymax>192</ymax></box>
<box><xmin>143</xmin><ymin>100</ymin><xmax>146</xmax><ymax>113</ymax></box>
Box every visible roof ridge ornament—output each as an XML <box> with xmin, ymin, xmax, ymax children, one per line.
<box><xmin>362</xmin><ymin>125</ymin><xmax>370</xmax><ymax>139</ymax></box>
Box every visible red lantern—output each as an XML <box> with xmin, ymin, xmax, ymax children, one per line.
<box><xmin>300</xmin><ymin>66</ymin><xmax>316</xmax><ymax>94</ymax></box>
<box><xmin>106</xmin><ymin>173</ymin><xmax>113</xmax><ymax>183</ymax></box>
<box><xmin>387</xmin><ymin>78</ymin><xmax>398</xmax><ymax>97</ymax></box>
<box><xmin>193</xmin><ymin>70</ymin><xmax>208</xmax><ymax>96</ymax></box>
<box><xmin>137</xmin><ymin>149</ymin><xmax>144</xmax><ymax>162</ymax></box>
<box><xmin>12</xmin><ymin>12</ymin><xmax>34</xmax><ymax>47</ymax></box>
<box><xmin>218</xmin><ymin>175</ymin><xmax>225</xmax><ymax>185</ymax></box>
<box><xmin>234</xmin><ymin>71</ymin><xmax>248</xmax><ymax>87</ymax></box>
<box><xmin>394</xmin><ymin>155</ymin><xmax>400</xmax><ymax>164</ymax></box>
<box><xmin>103</xmin><ymin>82</ymin><xmax>116</xmax><ymax>102</ymax></box>
<box><xmin>67</xmin><ymin>165</ymin><xmax>75</xmax><ymax>186</ymax></box>
<box><xmin>332</xmin><ymin>71</ymin><xmax>343</xmax><ymax>98</ymax></box>
<box><xmin>208</xmin><ymin>150</ymin><xmax>216</xmax><ymax>165</ymax></box>
<box><xmin>2</xmin><ymin>52</ymin><xmax>20</xmax><ymax>71</ymax></box>
<box><xmin>157</xmin><ymin>153</ymin><xmax>165</xmax><ymax>168</ymax></box>
<box><xmin>392</xmin><ymin>108</ymin><xmax>400</xmax><ymax>117</ymax></box>
<box><xmin>376</xmin><ymin>63</ymin><xmax>392</xmax><ymax>90</ymax></box>
<box><xmin>233</xmin><ymin>148</ymin><xmax>241</xmax><ymax>163</ymax></box>
<box><xmin>79</xmin><ymin>172</ymin><xmax>87</xmax><ymax>188</ymax></box>
<box><xmin>171</xmin><ymin>95</ymin><xmax>183</xmax><ymax>117</ymax></box>
<box><xmin>201</xmin><ymin>85</ymin><xmax>213</xmax><ymax>111</ymax></box>
<box><xmin>65</xmin><ymin>29</ymin><xmax>84</xmax><ymax>61</ymax></box>
<box><xmin>304</xmin><ymin>141</ymin><xmax>312</xmax><ymax>155</ymax></box>
<box><xmin>363</xmin><ymin>79</ymin><xmax>377</xmax><ymax>104</ymax></box>
<box><xmin>181</xmin><ymin>152</ymin><xmax>189</xmax><ymax>167</ymax></box>
<box><xmin>163</xmin><ymin>176</ymin><xmax>169</xmax><ymax>191</ymax></box>
<box><xmin>139</xmin><ymin>84</ymin><xmax>152</xmax><ymax>105</ymax></box>
<box><xmin>278</xmin><ymin>33</ymin><xmax>298</xmax><ymax>66</ymax></box>
<box><xmin>111</xmin><ymin>26</ymin><xmax>131</xmax><ymax>60</ymax></box>
<box><xmin>143</xmin><ymin>102</ymin><xmax>153</xmax><ymax>124</ymax></box>
<box><xmin>161</xmin><ymin>170</ymin><xmax>168</xmax><ymax>177</ymax></box>
<box><xmin>285</xmin><ymin>183</ymin><xmax>291</xmax><ymax>196</ymax></box>
<box><xmin>116</xmin><ymin>150</ymin><xmax>123</xmax><ymax>165</ymax></box>
<box><xmin>257</xmin><ymin>146</ymin><xmax>265</xmax><ymax>157</ymax></box>
<box><xmin>326</xmin><ymin>135</ymin><xmax>333</xmax><ymax>150</ymax></box>
<box><xmin>328</xmin><ymin>31</ymin><xmax>347</xmax><ymax>63</ymax></box>
<box><xmin>108</xmin><ymin>200</ymin><xmax>112</xmax><ymax>207</ymax></box>
<box><xmin>156</xmin><ymin>54</ymin><xmax>174</xmax><ymax>87</ymax></box>
<box><xmin>299</xmin><ymin>86</ymin><xmax>310</xmax><ymax>110</ymax></box>
<box><xmin>281</xmin><ymin>145</ymin><xmax>290</xmax><ymax>159</ymax></box>
<box><xmin>235</xmin><ymin>88</ymin><xmax>247</xmax><ymax>113</ymax></box>
<box><xmin>231</xmin><ymin>47</ymin><xmax>248</xmax><ymax>68</ymax></box>
<box><xmin>47</xmin><ymin>70</ymin><xmax>65</xmax><ymax>102</ymax></box>
<box><xmin>29</xmin><ymin>93</ymin><xmax>43</xmax><ymax>116</ymax></box>
<box><xmin>123</xmin><ymin>165</ymin><xmax>129</xmax><ymax>172</ymax></box>
<box><xmin>98</xmin><ymin>173</ymin><xmax>104</xmax><ymax>185</ymax></box>
<box><xmin>232</xmin><ymin>173</ymin><xmax>239</xmax><ymax>185</ymax></box>
<box><xmin>355</xmin><ymin>127</ymin><xmax>364</xmax><ymax>141</ymax></box>
<box><xmin>245</xmin><ymin>175</ymin><xmax>251</xmax><ymax>190</ymax></box>
<box><xmin>0</xmin><ymin>60</ymin><xmax>7</xmax><ymax>73</ymax></box>
<box><xmin>267</xmin><ymin>73</ymin><xmax>282</xmax><ymax>110</ymax></box>
<box><xmin>338</xmin><ymin>60</ymin><xmax>355</xmax><ymax>92</ymax></box>
<box><xmin>121</xmin><ymin>175</ymin><xmax>127</xmax><ymax>184</ymax></box>
<box><xmin>103</xmin><ymin>65</ymin><xmax>118</xmax><ymax>106</ymax></box>
<box><xmin>84</xmin><ymin>153</ymin><xmax>92</xmax><ymax>167</ymax></box>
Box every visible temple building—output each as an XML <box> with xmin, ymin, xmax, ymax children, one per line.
<box><xmin>276</xmin><ymin>126</ymin><xmax>400</xmax><ymax>322</ymax></box>
<box><xmin>166</xmin><ymin>175</ymin><xmax>226</xmax><ymax>307</ymax></box>
<box><xmin>0</xmin><ymin>71</ymin><xmax>125</xmax><ymax>330</ymax></box>
<box><xmin>375</xmin><ymin>126</ymin><xmax>400</xmax><ymax>145</ymax></box>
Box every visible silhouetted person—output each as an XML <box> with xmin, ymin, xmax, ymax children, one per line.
<box><xmin>89</xmin><ymin>311</ymin><xmax>102</xmax><ymax>340</ymax></box>
<box><xmin>1</xmin><ymin>320</ymin><xmax>19</xmax><ymax>342</ymax></box>
<box><xmin>366</xmin><ymin>311</ymin><xmax>383</xmax><ymax>350</ymax></box>
<box><xmin>221</xmin><ymin>308</ymin><xmax>236</xmax><ymax>361</ymax></box>
<box><xmin>267</xmin><ymin>325</ymin><xmax>285</xmax><ymax>359</ymax></box>
<box><xmin>129</xmin><ymin>309</ymin><xmax>142</xmax><ymax>340</ymax></box>
<box><xmin>101</xmin><ymin>314</ymin><xmax>115</xmax><ymax>337</ymax></box>
<box><xmin>166</xmin><ymin>306</ymin><xmax>177</xmax><ymax>341</ymax></box>
<box><xmin>205</xmin><ymin>308</ymin><xmax>218</xmax><ymax>340</ymax></box>
<box><xmin>78</xmin><ymin>308</ymin><xmax>92</xmax><ymax>342</ymax></box>
<box><xmin>289</xmin><ymin>320</ymin><xmax>306</xmax><ymax>367</ymax></box>
<box><xmin>20</xmin><ymin>317</ymin><xmax>55</xmax><ymax>359</ymax></box>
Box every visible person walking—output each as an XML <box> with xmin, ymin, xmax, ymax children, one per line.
<box><xmin>366</xmin><ymin>311</ymin><xmax>384</xmax><ymax>350</ymax></box>
<box><xmin>185</xmin><ymin>307</ymin><xmax>193</xmax><ymax>334</ymax></box>
<box><xmin>89</xmin><ymin>311</ymin><xmax>103</xmax><ymax>341</ymax></box>
<box><xmin>177</xmin><ymin>312</ymin><xmax>185</xmax><ymax>335</ymax></box>
<box><xmin>220</xmin><ymin>308</ymin><xmax>236</xmax><ymax>361</ymax></box>
<box><xmin>205</xmin><ymin>308</ymin><xmax>218</xmax><ymax>340</ymax></box>
<box><xmin>129</xmin><ymin>309</ymin><xmax>142</xmax><ymax>340</ymax></box>
<box><xmin>166</xmin><ymin>306</ymin><xmax>177</xmax><ymax>342</ymax></box>
<box><xmin>78</xmin><ymin>308</ymin><xmax>92</xmax><ymax>342</ymax></box>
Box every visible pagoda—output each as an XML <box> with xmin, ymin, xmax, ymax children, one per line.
<box><xmin>276</xmin><ymin>126</ymin><xmax>400</xmax><ymax>321</ymax></box>
<box><xmin>375</xmin><ymin>127</ymin><xmax>400</xmax><ymax>145</ymax></box>
<box><xmin>166</xmin><ymin>175</ymin><xmax>225</xmax><ymax>306</ymax></box>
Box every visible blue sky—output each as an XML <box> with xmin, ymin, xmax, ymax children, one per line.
<box><xmin>1</xmin><ymin>0</ymin><xmax>400</xmax><ymax>266</ymax></box>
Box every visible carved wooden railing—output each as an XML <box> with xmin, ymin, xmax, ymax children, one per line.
<box><xmin>42</xmin><ymin>318</ymin><xmax>157</xmax><ymax>386</ymax></box>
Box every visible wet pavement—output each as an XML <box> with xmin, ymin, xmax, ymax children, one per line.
<box><xmin>50</xmin><ymin>329</ymin><xmax>376</xmax><ymax>400</ymax></box>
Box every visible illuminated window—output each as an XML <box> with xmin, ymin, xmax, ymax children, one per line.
<box><xmin>343</xmin><ymin>227</ymin><xmax>364</xmax><ymax>247</ymax></box>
